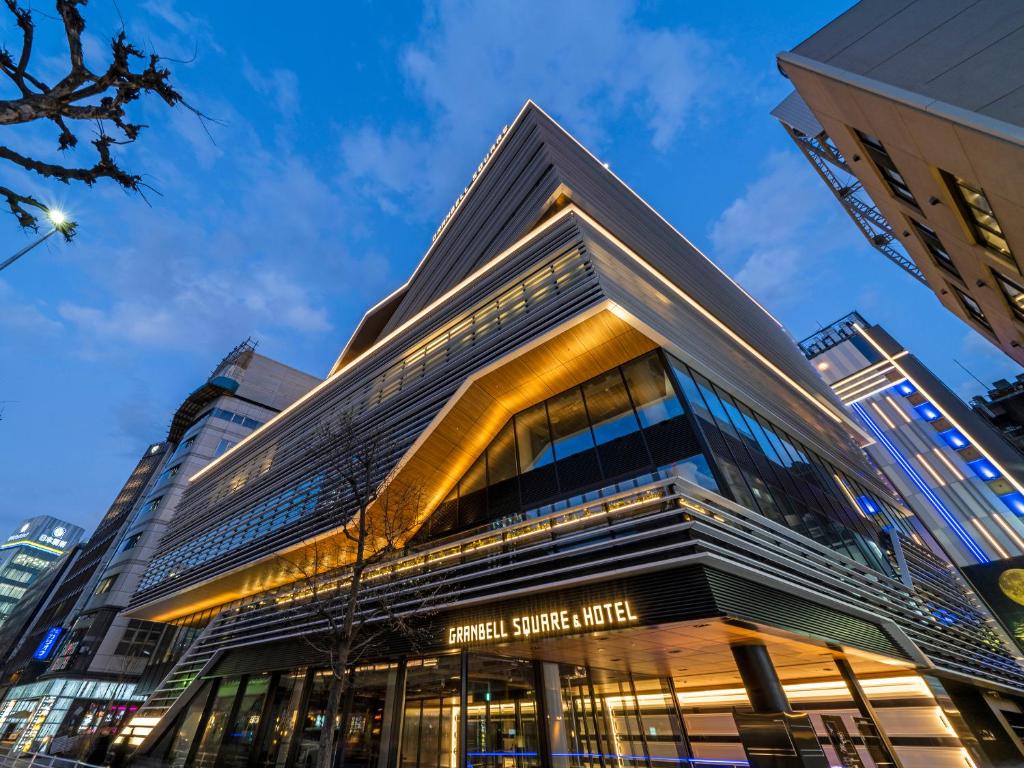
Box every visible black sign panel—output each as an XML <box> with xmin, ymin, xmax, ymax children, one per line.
<box><xmin>962</xmin><ymin>555</ymin><xmax>1024</xmax><ymax>653</ymax></box>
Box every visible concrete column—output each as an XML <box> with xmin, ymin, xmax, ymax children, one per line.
<box><xmin>537</xmin><ymin>662</ymin><xmax>570</xmax><ymax>768</ymax></box>
<box><xmin>377</xmin><ymin>661</ymin><xmax>407</xmax><ymax>768</ymax></box>
<box><xmin>731</xmin><ymin>642</ymin><xmax>790</xmax><ymax>713</ymax></box>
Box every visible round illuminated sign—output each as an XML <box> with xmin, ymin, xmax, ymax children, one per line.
<box><xmin>53</xmin><ymin>526</ymin><xmax>67</xmax><ymax>538</ymax></box>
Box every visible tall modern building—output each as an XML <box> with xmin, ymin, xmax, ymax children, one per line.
<box><xmin>799</xmin><ymin>312</ymin><xmax>1024</xmax><ymax>568</ymax></box>
<box><xmin>0</xmin><ymin>517</ymin><xmax>83</xmax><ymax>630</ymax></box>
<box><xmin>91</xmin><ymin>103</ymin><xmax>1024</xmax><ymax>768</ymax></box>
<box><xmin>772</xmin><ymin>0</ymin><xmax>1024</xmax><ymax>365</ymax></box>
<box><xmin>0</xmin><ymin>342</ymin><xmax>319</xmax><ymax>757</ymax></box>
<box><xmin>799</xmin><ymin>313</ymin><xmax>1024</xmax><ymax>659</ymax></box>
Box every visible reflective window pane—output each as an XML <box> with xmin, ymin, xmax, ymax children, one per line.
<box><xmin>515</xmin><ymin>403</ymin><xmax>555</xmax><ymax>470</ymax></box>
<box><xmin>548</xmin><ymin>387</ymin><xmax>595</xmax><ymax>461</ymax></box>
<box><xmin>582</xmin><ymin>369</ymin><xmax>640</xmax><ymax>445</ymax></box>
<box><xmin>622</xmin><ymin>353</ymin><xmax>684</xmax><ymax>428</ymax></box>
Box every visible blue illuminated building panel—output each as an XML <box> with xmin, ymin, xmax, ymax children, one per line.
<box><xmin>1001</xmin><ymin>492</ymin><xmax>1024</xmax><ymax>517</ymax></box>
<box><xmin>851</xmin><ymin>402</ymin><xmax>989</xmax><ymax>564</ymax></box>
<box><xmin>968</xmin><ymin>458</ymin><xmax>1001</xmax><ymax>481</ymax></box>
<box><xmin>893</xmin><ymin>380</ymin><xmax>916</xmax><ymax>397</ymax></box>
<box><xmin>939</xmin><ymin>428</ymin><xmax>969</xmax><ymax>450</ymax></box>
<box><xmin>914</xmin><ymin>402</ymin><xmax>941</xmax><ymax>421</ymax></box>
<box><xmin>32</xmin><ymin>626</ymin><xmax>63</xmax><ymax>660</ymax></box>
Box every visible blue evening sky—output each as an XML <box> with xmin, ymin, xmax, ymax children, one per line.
<box><xmin>1</xmin><ymin>1</ymin><xmax>1019</xmax><ymax>535</ymax></box>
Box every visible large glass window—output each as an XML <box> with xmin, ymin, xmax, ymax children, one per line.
<box><xmin>218</xmin><ymin>673</ymin><xmax>272</xmax><ymax>767</ymax></box>
<box><xmin>667</xmin><ymin>354</ymin><xmax>902</xmax><ymax>574</ymax></box>
<box><xmin>582</xmin><ymin>369</ymin><xmax>640</xmax><ymax>445</ymax></box>
<box><xmin>192</xmin><ymin>675</ymin><xmax>243</xmax><ymax>767</ymax></box>
<box><xmin>420</xmin><ymin>353</ymin><xmax>714</xmax><ymax>541</ymax></box>
<box><xmin>515</xmin><ymin>403</ymin><xmax>554</xmax><ymax>471</ymax></box>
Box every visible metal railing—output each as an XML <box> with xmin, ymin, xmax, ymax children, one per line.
<box><xmin>0</xmin><ymin>749</ymin><xmax>102</xmax><ymax>768</ymax></box>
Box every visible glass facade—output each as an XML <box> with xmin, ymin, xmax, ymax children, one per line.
<box><xmin>421</xmin><ymin>350</ymin><xmax>908</xmax><ymax>576</ymax></box>
<box><xmin>421</xmin><ymin>352</ymin><xmax>716</xmax><ymax>540</ymax></box>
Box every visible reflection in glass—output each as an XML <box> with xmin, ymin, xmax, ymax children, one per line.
<box><xmin>583</xmin><ymin>369</ymin><xmax>640</xmax><ymax>445</ymax></box>
<box><xmin>516</xmin><ymin>403</ymin><xmax>555</xmax><ymax>471</ymax></box>
<box><xmin>548</xmin><ymin>387</ymin><xmax>595</xmax><ymax>461</ymax></box>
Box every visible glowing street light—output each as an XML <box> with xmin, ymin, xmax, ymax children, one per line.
<box><xmin>0</xmin><ymin>207</ymin><xmax>74</xmax><ymax>273</ymax></box>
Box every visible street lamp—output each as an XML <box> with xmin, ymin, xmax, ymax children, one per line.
<box><xmin>0</xmin><ymin>208</ymin><xmax>73</xmax><ymax>273</ymax></box>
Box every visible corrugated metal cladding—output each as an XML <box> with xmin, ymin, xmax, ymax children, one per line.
<box><xmin>129</xmin><ymin>102</ymin><xmax>881</xmax><ymax>613</ymax></box>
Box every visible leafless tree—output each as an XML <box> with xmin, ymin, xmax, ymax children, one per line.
<box><xmin>277</xmin><ymin>412</ymin><xmax>442</xmax><ymax>768</ymax></box>
<box><xmin>0</xmin><ymin>0</ymin><xmax>195</xmax><ymax>233</ymax></box>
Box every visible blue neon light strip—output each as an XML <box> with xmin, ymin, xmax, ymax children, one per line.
<box><xmin>468</xmin><ymin>754</ymin><xmax>747</xmax><ymax>766</ymax></box>
<box><xmin>851</xmin><ymin>402</ymin><xmax>989</xmax><ymax>564</ymax></box>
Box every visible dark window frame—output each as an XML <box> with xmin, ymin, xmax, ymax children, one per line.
<box><xmin>993</xmin><ymin>270</ymin><xmax>1024</xmax><ymax>323</ymax></box>
<box><xmin>910</xmin><ymin>218</ymin><xmax>961</xmax><ymax>280</ymax></box>
<box><xmin>855</xmin><ymin>130</ymin><xmax>919</xmax><ymax>208</ymax></box>
<box><xmin>943</xmin><ymin>172</ymin><xmax>1014</xmax><ymax>262</ymax></box>
<box><xmin>952</xmin><ymin>285</ymin><xmax>993</xmax><ymax>331</ymax></box>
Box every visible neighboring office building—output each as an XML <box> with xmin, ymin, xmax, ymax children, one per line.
<box><xmin>112</xmin><ymin>103</ymin><xmax>1024</xmax><ymax>768</ymax></box>
<box><xmin>972</xmin><ymin>375</ymin><xmax>1024</xmax><ymax>457</ymax></box>
<box><xmin>0</xmin><ymin>517</ymin><xmax>83</xmax><ymax>630</ymax></box>
<box><xmin>0</xmin><ymin>544</ymin><xmax>84</xmax><ymax>666</ymax></box>
<box><xmin>800</xmin><ymin>313</ymin><xmax>1024</xmax><ymax>661</ymax></box>
<box><xmin>773</xmin><ymin>0</ymin><xmax>1024</xmax><ymax>365</ymax></box>
<box><xmin>0</xmin><ymin>341</ymin><xmax>320</xmax><ymax>757</ymax></box>
<box><xmin>799</xmin><ymin>312</ymin><xmax>1024</xmax><ymax>568</ymax></box>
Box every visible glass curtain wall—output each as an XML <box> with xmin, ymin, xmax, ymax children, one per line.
<box><xmin>422</xmin><ymin>352</ymin><xmax>717</xmax><ymax>540</ymax></box>
<box><xmin>667</xmin><ymin>356</ymin><xmax>907</xmax><ymax>574</ymax></box>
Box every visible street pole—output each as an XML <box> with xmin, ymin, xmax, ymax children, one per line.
<box><xmin>0</xmin><ymin>227</ymin><xmax>58</xmax><ymax>273</ymax></box>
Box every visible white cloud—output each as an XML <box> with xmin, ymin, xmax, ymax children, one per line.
<box><xmin>0</xmin><ymin>280</ymin><xmax>63</xmax><ymax>335</ymax></box>
<box><xmin>242</xmin><ymin>59</ymin><xmax>300</xmax><ymax>116</ymax></box>
<box><xmin>708</xmin><ymin>151</ymin><xmax>857</xmax><ymax>307</ymax></box>
<box><xmin>341</xmin><ymin>0</ymin><xmax>730</xmax><ymax>216</ymax></box>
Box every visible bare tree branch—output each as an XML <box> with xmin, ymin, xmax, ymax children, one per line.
<box><xmin>273</xmin><ymin>413</ymin><xmax>443</xmax><ymax>768</ymax></box>
<box><xmin>0</xmin><ymin>0</ymin><xmax>200</xmax><ymax>232</ymax></box>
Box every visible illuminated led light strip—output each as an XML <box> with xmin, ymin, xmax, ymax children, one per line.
<box><xmin>851</xmin><ymin>401</ymin><xmax>989</xmax><ymax>563</ymax></box>
<box><xmin>856</xmin><ymin>324</ymin><xmax>1024</xmax><ymax>497</ymax></box>
<box><xmin>870</xmin><ymin>401</ymin><xmax>896</xmax><ymax>430</ymax></box>
<box><xmin>991</xmin><ymin>513</ymin><xmax>1024</xmax><ymax>553</ymax></box>
<box><xmin>931</xmin><ymin>448</ymin><xmax>966</xmax><ymax>482</ymax></box>
<box><xmin>0</xmin><ymin>540</ymin><xmax>63</xmax><ymax>555</ymax></box>
<box><xmin>884</xmin><ymin>394</ymin><xmax>912</xmax><ymax>424</ymax></box>
<box><xmin>970</xmin><ymin>518</ymin><xmax>1009</xmax><ymax>559</ymax></box>
<box><xmin>194</xmin><ymin>203</ymin><xmax>850</xmax><ymax>482</ymax></box>
<box><xmin>830</xmin><ymin>358</ymin><xmax>897</xmax><ymax>386</ymax></box>
<box><xmin>916</xmin><ymin>452</ymin><xmax>946</xmax><ymax>486</ymax></box>
<box><xmin>833</xmin><ymin>472</ymin><xmax>868</xmax><ymax>517</ymax></box>
<box><xmin>836</xmin><ymin>376</ymin><xmax>896</xmax><ymax>404</ymax></box>
<box><xmin>574</xmin><ymin>208</ymin><xmax>847</xmax><ymax>427</ymax></box>
<box><xmin>833</xmin><ymin>368</ymin><xmax>894</xmax><ymax>396</ymax></box>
